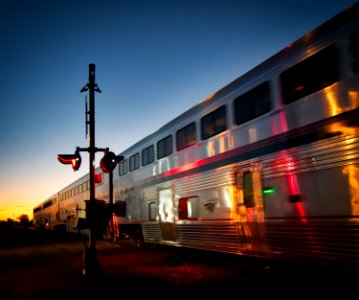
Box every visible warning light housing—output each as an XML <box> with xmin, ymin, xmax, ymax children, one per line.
<box><xmin>57</xmin><ymin>151</ymin><xmax>82</xmax><ymax>171</ymax></box>
<box><xmin>100</xmin><ymin>151</ymin><xmax>124</xmax><ymax>173</ymax></box>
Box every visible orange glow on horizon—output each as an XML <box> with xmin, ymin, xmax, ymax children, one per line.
<box><xmin>0</xmin><ymin>203</ymin><xmax>35</xmax><ymax>221</ymax></box>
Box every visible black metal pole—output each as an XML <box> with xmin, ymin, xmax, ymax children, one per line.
<box><xmin>84</xmin><ymin>63</ymin><xmax>99</xmax><ymax>276</ymax></box>
<box><xmin>109</xmin><ymin>169</ymin><xmax>114</xmax><ymax>241</ymax></box>
<box><xmin>89</xmin><ymin>63</ymin><xmax>96</xmax><ymax>248</ymax></box>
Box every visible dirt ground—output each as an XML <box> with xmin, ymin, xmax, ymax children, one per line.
<box><xmin>0</xmin><ymin>224</ymin><xmax>357</xmax><ymax>299</ymax></box>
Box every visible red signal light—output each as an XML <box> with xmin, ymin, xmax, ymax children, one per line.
<box><xmin>57</xmin><ymin>152</ymin><xmax>82</xmax><ymax>171</ymax></box>
<box><xmin>95</xmin><ymin>173</ymin><xmax>102</xmax><ymax>184</ymax></box>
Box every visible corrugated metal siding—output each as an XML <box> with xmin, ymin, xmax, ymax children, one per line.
<box><xmin>176</xmin><ymin>168</ymin><xmax>235</xmax><ymax>194</ymax></box>
<box><xmin>142</xmin><ymin>223</ymin><xmax>161</xmax><ymax>243</ymax></box>
<box><xmin>266</xmin><ymin>221</ymin><xmax>359</xmax><ymax>269</ymax></box>
<box><xmin>262</xmin><ymin>133</ymin><xmax>359</xmax><ymax>178</ymax></box>
<box><xmin>176</xmin><ymin>221</ymin><xmax>243</xmax><ymax>252</ymax></box>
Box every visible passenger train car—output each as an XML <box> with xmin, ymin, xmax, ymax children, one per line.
<box><xmin>34</xmin><ymin>3</ymin><xmax>359</xmax><ymax>269</ymax></box>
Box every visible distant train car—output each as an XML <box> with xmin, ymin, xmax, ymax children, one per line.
<box><xmin>33</xmin><ymin>169</ymin><xmax>109</xmax><ymax>233</ymax></box>
<box><xmin>32</xmin><ymin>195</ymin><xmax>58</xmax><ymax>230</ymax></box>
<box><xmin>32</xmin><ymin>205</ymin><xmax>42</xmax><ymax>228</ymax></box>
<box><xmin>35</xmin><ymin>3</ymin><xmax>359</xmax><ymax>270</ymax></box>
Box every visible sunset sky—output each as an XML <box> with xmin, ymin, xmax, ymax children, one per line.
<box><xmin>1</xmin><ymin>0</ymin><xmax>357</xmax><ymax>221</ymax></box>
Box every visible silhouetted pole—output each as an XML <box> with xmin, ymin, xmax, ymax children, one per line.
<box><xmin>88</xmin><ymin>64</ymin><xmax>96</xmax><ymax>256</ymax></box>
<box><xmin>109</xmin><ymin>169</ymin><xmax>114</xmax><ymax>240</ymax></box>
<box><xmin>81</xmin><ymin>63</ymin><xmax>102</xmax><ymax>277</ymax></box>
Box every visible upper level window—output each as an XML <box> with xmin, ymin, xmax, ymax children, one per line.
<box><xmin>201</xmin><ymin>105</ymin><xmax>227</xmax><ymax>140</ymax></box>
<box><xmin>233</xmin><ymin>81</ymin><xmax>271</xmax><ymax>125</ymax></box>
<box><xmin>119</xmin><ymin>159</ymin><xmax>128</xmax><ymax>176</ymax></box>
<box><xmin>176</xmin><ymin>122</ymin><xmax>196</xmax><ymax>151</ymax></box>
<box><xmin>280</xmin><ymin>44</ymin><xmax>339</xmax><ymax>104</ymax></box>
<box><xmin>142</xmin><ymin>145</ymin><xmax>155</xmax><ymax>166</ymax></box>
<box><xmin>33</xmin><ymin>206</ymin><xmax>41</xmax><ymax>213</ymax></box>
<box><xmin>157</xmin><ymin>135</ymin><xmax>173</xmax><ymax>159</ymax></box>
<box><xmin>350</xmin><ymin>29</ymin><xmax>359</xmax><ymax>73</ymax></box>
<box><xmin>129</xmin><ymin>153</ymin><xmax>140</xmax><ymax>171</ymax></box>
<box><xmin>43</xmin><ymin>200</ymin><xmax>52</xmax><ymax>209</ymax></box>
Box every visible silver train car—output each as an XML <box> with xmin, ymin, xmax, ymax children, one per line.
<box><xmin>34</xmin><ymin>3</ymin><xmax>359</xmax><ymax>269</ymax></box>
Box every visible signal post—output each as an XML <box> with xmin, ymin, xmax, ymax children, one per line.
<box><xmin>82</xmin><ymin>64</ymin><xmax>99</xmax><ymax>276</ymax></box>
<box><xmin>57</xmin><ymin>64</ymin><xmax>122</xmax><ymax>277</ymax></box>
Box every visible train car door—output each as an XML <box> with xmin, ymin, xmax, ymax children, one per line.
<box><xmin>158</xmin><ymin>188</ymin><xmax>177</xmax><ymax>242</ymax></box>
<box><xmin>236</xmin><ymin>165</ymin><xmax>268</xmax><ymax>252</ymax></box>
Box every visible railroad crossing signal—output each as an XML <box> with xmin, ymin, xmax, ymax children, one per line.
<box><xmin>100</xmin><ymin>151</ymin><xmax>124</xmax><ymax>173</ymax></box>
<box><xmin>57</xmin><ymin>150</ymin><xmax>82</xmax><ymax>171</ymax></box>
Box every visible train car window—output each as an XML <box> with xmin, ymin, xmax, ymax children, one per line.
<box><xmin>33</xmin><ymin>206</ymin><xmax>41</xmax><ymax>213</ymax></box>
<box><xmin>176</xmin><ymin>122</ymin><xmax>196</xmax><ymax>151</ymax></box>
<box><xmin>280</xmin><ymin>43</ymin><xmax>339</xmax><ymax>104</ymax></box>
<box><xmin>129</xmin><ymin>153</ymin><xmax>140</xmax><ymax>171</ymax></box>
<box><xmin>201</xmin><ymin>105</ymin><xmax>227</xmax><ymax>140</ymax></box>
<box><xmin>43</xmin><ymin>200</ymin><xmax>52</xmax><ymax>209</ymax></box>
<box><xmin>243</xmin><ymin>171</ymin><xmax>255</xmax><ymax>208</ymax></box>
<box><xmin>178</xmin><ymin>196</ymin><xmax>199</xmax><ymax>219</ymax></box>
<box><xmin>119</xmin><ymin>159</ymin><xmax>128</xmax><ymax>176</ymax></box>
<box><xmin>233</xmin><ymin>81</ymin><xmax>271</xmax><ymax>125</ymax></box>
<box><xmin>157</xmin><ymin>135</ymin><xmax>173</xmax><ymax>159</ymax></box>
<box><xmin>113</xmin><ymin>200</ymin><xmax>126</xmax><ymax>217</ymax></box>
<box><xmin>82</xmin><ymin>182</ymin><xmax>87</xmax><ymax>192</ymax></box>
<box><xmin>148</xmin><ymin>202</ymin><xmax>156</xmax><ymax>221</ymax></box>
<box><xmin>350</xmin><ymin>29</ymin><xmax>359</xmax><ymax>73</ymax></box>
<box><xmin>142</xmin><ymin>145</ymin><xmax>155</xmax><ymax>166</ymax></box>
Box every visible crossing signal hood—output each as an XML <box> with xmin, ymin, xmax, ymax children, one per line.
<box><xmin>57</xmin><ymin>151</ymin><xmax>82</xmax><ymax>171</ymax></box>
<box><xmin>100</xmin><ymin>151</ymin><xmax>124</xmax><ymax>173</ymax></box>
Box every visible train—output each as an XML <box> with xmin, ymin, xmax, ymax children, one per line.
<box><xmin>34</xmin><ymin>2</ymin><xmax>359</xmax><ymax>270</ymax></box>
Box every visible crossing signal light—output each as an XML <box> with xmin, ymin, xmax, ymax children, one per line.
<box><xmin>57</xmin><ymin>151</ymin><xmax>82</xmax><ymax>171</ymax></box>
<box><xmin>100</xmin><ymin>151</ymin><xmax>124</xmax><ymax>173</ymax></box>
<box><xmin>95</xmin><ymin>173</ymin><xmax>102</xmax><ymax>184</ymax></box>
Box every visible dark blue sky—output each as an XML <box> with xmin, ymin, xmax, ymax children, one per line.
<box><xmin>0</xmin><ymin>0</ymin><xmax>357</xmax><ymax>220</ymax></box>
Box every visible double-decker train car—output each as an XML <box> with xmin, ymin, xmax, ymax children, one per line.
<box><xmin>33</xmin><ymin>196</ymin><xmax>58</xmax><ymax>230</ymax></box>
<box><xmin>33</xmin><ymin>174</ymin><xmax>90</xmax><ymax>232</ymax></box>
<box><xmin>34</xmin><ymin>2</ymin><xmax>359</xmax><ymax>269</ymax></box>
<box><xmin>33</xmin><ymin>167</ymin><xmax>111</xmax><ymax>233</ymax></box>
